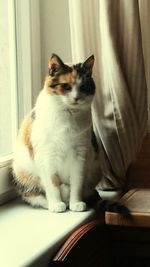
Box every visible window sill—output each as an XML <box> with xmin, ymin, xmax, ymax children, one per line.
<box><xmin>0</xmin><ymin>199</ymin><xmax>95</xmax><ymax>267</ymax></box>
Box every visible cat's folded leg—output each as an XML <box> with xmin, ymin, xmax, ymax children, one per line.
<box><xmin>69</xmin><ymin>164</ymin><xmax>87</xmax><ymax>212</ymax></box>
<box><xmin>60</xmin><ymin>183</ymin><xmax>70</xmax><ymax>207</ymax></box>
<box><xmin>36</xmin><ymin>153</ymin><xmax>67</xmax><ymax>212</ymax></box>
<box><xmin>70</xmin><ymin>187</ymin><xmax>87</xmax><ymax>212</ymax></box>
<box><xmin>48</xmin><ymin>201</ymin><xmax>67</xmax><ymax>213</ymax></box>
<box><xmin>70</xmin><ymin>201</ymin><xmax>87</xmax><ymax>212</ymax></box>
<box><xmin>40</xmin><ymin>171</ymin><xmax>66</xmax><ymax>212</ymax></box>
<box><xmin>45</xmin><ymin>177</ymin><xmax>67</xmax><ymax>213</ymax></box>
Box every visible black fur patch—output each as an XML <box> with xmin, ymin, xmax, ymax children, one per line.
<box><xmin>74</xmin><ymin>63</ymin><xmax>95</xmax><ymax>95</ymax></box>
<box><xmin>79</xmin><ymin>77</ymin><xmax>95</xmax><ymax>95</ymax></box>
<box><xmin>91</xmin><ymin>130</ymin><xmax>99</xmax><ymax>153</ymax></box>
<box><xmin>84</xmin><ymin>190</ymin><xmax>101</xmax><ymax>206</ymax></box>
<box><xmin>12</xmin><ymin>178</ymin><xmax>45</xmax><ymax>196</ymax></box>
<box><xmin>49</xmin><ymin>64</ymin><xmax>72</xmax><ymax>77</ymax></box>
<box><xmin>31</xmin><ymin>109</ymin><xmax>36</xmax><ymax>120</ymax></box>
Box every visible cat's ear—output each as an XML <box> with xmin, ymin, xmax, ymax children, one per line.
<box><xmin>83</xmin><ymin>55</ymin><xmax>95</xmax><ymax>74</ymax></box>
<box><xmin>48</xmin><ymin>54</ymin><xmax>64</xmax><ymax>75</ymax></box>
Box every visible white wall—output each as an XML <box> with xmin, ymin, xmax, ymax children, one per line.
<box><xmin>39</xmin><ymin>0</ymin><xmax>72</xmax><ymax>83</ymax></box>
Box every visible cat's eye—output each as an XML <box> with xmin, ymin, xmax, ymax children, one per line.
<box><xmin>61</xmin><ymin>83</ymin><xmax>71</xmax><ymax>91</ymax></box>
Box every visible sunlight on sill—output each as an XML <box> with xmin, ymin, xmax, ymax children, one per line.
<box><xmin>0</xmin><ymin>199</ymin><xmax>95</xmax><ymax>267</ymax></box>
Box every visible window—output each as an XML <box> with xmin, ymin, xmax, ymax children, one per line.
<box><xmin>0</xmin><ymin>0</ymin><xmax>41</xmax><ymax>204</ymax></box>
<box><xmin>0</xmin><ymin>1</ymin><xmax>16</xmax><ymax>158</ymax></box>
<box><xmin>0</xmin><ymin>0</ymin><xmax>18</xmax><ymax>204</ymax></box>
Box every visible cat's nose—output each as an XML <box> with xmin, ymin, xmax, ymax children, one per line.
<box><xmin>74</xmin><ymin>96</ymin><xmax>80</xmax><ymax>102</ymax></box>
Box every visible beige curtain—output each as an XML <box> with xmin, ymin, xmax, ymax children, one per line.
<box><xmin>69</xmin><ymin>0</ymin><xmax>148</xmax><ymax>189</ymax></box>
<box><xmin>139</xmin><ymin>0</ymin><xmax>150</xmax><ymax>130</ymax></box>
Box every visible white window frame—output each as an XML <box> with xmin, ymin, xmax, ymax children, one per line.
<box><xmin>0</xmin><ymin>0</ymin><xmax>41</xmax><ymax>205</ymax></box>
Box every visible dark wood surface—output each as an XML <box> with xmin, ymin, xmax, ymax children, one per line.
<box><xmin>126</xmin><ymin>134</ymin><xmax>150</xmax><ymax>190</ymax></box>
<box><xmin>109</xmin><ymin>135</ymin><xmax>150</xmax><ymax>266</ymax></box>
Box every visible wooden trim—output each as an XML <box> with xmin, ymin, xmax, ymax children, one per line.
<box><xmin>53</xmin><ymin>220</ymin><xmax>100</xmax><ymax>261</ymax></box>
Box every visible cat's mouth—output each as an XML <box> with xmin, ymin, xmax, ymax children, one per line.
<box><xmin>70</xmin><ymin>102</ymin><xmax>78</xmax><ymax>105</ymax></box>
<box><xmin>69</xmin><ymin>99</ymin><xmax>83</xmax><ymax>106</ymax></box>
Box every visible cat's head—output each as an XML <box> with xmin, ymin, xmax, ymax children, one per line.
<box><xmin>45</xmin><ymin>54</ymin><xmax>95</xmax><ymax>109</ymax></box>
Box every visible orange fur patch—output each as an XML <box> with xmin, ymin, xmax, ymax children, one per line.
<box><xmin>18</xmin><ymin>111</ymin><xmax>34</xmax><ymax>158</ymax></box>
<box><xmin>55</xmin><ymin>88</ymin><xmax>65</xmax><ymax>95</ymax></box>
<box><xmin>58</xmin><ymin>70</ymin><xmax>77</xmax><ymax>84</ymax></box>
<box><xmin>14</xmin><ymin>167</ymin><xmax>40</xmax><ymax>188</ymax></box>
<box><xmin>52</xmin><ymin>175</ymin><xmax>60</xmax><ymax>187</ymax></box>
<box><xmin>45</xmin><ymin>69</ymin><xmax>77</xmax><ymax>95</ymax></box>
<box><xmin>23</xmin><ymin>192</ymin><xmax>41</xmax><ymax>197</ymax></box>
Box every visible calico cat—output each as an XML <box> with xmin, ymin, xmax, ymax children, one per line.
<box><xmin>12</xmin><ymin>54</ymin><xmax>101</xmax><ymax>212</ymax></box>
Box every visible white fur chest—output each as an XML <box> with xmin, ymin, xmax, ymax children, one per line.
<box><xmin>33</xmin><ymin>90</ymin><xmax>91</xmax><ymax>146</ymax></box>
<box><xmin>31</xmin><ymin>91</ymin><xmax>92</xmax><ymax>182</ymax></box>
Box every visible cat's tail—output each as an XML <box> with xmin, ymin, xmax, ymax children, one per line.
<box><xmin>85</xmin><ymin>190</ymin><xmax>130</xmax><ymax>219</ymax></box>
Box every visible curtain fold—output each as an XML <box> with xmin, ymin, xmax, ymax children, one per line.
<box><xmin>68</xmin><ymin>0</ymin><xmax>148</xmax><ymax>189</ymax></box>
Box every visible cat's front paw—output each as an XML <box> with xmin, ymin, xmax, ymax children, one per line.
<box><xmin>48</xmin><ymin>202</ymin><xmax>67</xmax><ymax>213</ymax></box>
<box><xmin>70</xmin><ymin>201</ymin><xmax>87</xmax><ymax>212</ymax></box>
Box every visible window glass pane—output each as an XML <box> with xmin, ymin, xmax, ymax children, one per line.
<box><xmin>0</xmin><ymin>1</ymin><xmax>13</xmax><ymax>157</ymax></box>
